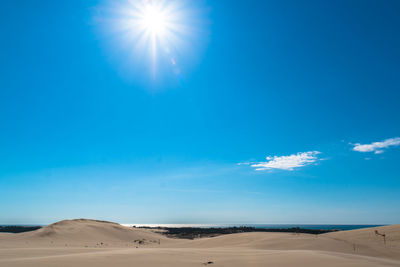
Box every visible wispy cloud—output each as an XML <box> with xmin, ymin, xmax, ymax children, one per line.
<box><xmin>352</xmin><ymin>137</ymin><xmax>400</xmax><ymax>154</ymax></box>
<box><xmin>247</xmin><ymin>151</ymin><xmax>321</xmax><ymax>171</ymax></box>
<box><xmin>237</xmin><ymin>162</ymin><xmax>252</xmax><ymax>166</ymax></box>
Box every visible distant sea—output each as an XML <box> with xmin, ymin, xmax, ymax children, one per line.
<box><xmin>123</xmin><ymin>224</ymin><xmax>383</xmax><ymax>231</ymax></box>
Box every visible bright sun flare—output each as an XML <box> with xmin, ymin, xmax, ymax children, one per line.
<box><xmin>142</xmin><ymin>5</ymin><xmax>167</xmax><ymax>35</ymax></box>
<box><xmin>101</xmin><ymin>0</ymin><xmax>205</xmax><ymax>76</ymax></box>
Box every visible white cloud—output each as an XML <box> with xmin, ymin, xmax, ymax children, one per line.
<box><xmin>249</xmin><ymin>151</ymin><xmax>321</xmax><ymax>171</ymax></box>
<box><xmin>237</xmin><ymin>162</ymin><xmax>251</xmax><ymax>166</ymax></box>
<box><xmin>352</xmin><ymin>137</ymin><xmax>400</xmax><ymax>154</ymax></box>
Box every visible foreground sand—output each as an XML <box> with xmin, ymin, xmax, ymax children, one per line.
<box><xmin>0</xmin><ymin>219</ymin><xmax>399</xmax><ymax>266</ymax></box>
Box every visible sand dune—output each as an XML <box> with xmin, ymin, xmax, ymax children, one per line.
<box><xmin>0</xmin><ymin>219</ymin><xmax>174</xmax><ymax>248</ymax></box>
<box><xmin>179</xmin><ymin>225</ymin><xmax>400</xmax><ymax>260</ymax></box>
<box><xmin>0</xmin><ymin>219</ymin><xmax>399</xmax><ymax>266</ymax></box>
<box><xmin>323</xmin><ymin>224</ymin><xmax>400</xmax><ymax>259</ymax></box>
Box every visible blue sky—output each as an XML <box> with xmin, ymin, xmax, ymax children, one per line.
<box><xmin>1</xmin><ymin>0</ymin><xmax>400</xmax><ymax>224</ymax></box>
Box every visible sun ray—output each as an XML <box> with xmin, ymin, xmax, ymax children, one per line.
<box><xmin>95</xmin><ymin>0</ymin><xmax>208</xmax><ymax>80</ymax></box>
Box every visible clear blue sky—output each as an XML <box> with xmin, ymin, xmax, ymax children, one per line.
<box><xmin>1</xmin><ymin>0</ymin><xmax>400</xmax><ymax>225</ymax></box>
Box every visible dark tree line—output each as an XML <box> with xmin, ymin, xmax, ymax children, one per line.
<box><xmin>0</xmin><ymin>226</ymin><xmax>42</xmax><ymax>233</ymax></box>
<box><xmin>138</xmin><ymin>226</ymin><xmax>338</xmax><ymax>239</ymax></box>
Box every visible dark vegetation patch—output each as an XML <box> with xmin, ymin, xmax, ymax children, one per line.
<box><xmin>138</xmin><ymin>226</ymin><xmax>338</xmax><ymax>239</ymax></box>
<box><xmin>0</xmin><ymin>226</ymin><xmax>42</xmax><ymax>233</ymax></box>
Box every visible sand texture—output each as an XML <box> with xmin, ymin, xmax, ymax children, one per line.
<box><xmin>0</xmin><ymin>219</ymin><xmax>399</xmax><ymax>266</ymax></box>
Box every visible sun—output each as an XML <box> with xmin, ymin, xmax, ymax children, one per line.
<box><xmin>141</xmin><ymin>4</ymin><xmax>167</xmax><ymax>36</ymax></box>
<box><xmin>96</xmin><ymin>0</ymin><xmax>207</xmax><ymax>78</ymax></box>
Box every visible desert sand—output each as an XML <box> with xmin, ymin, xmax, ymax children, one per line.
<box><xmin>0</xmin><ymin>219</ymin><xmax>399</xmax><ymax>266</ymax></box>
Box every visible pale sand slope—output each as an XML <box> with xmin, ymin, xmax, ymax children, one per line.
<box><xmin>0</xmin><ymin>219</ymin><xmax>174</xmax><ymax>248</ymax></box>
<box><xmin>0</xmin><ymin>219</ymin><xmax>399</xmax><ymax>267</ymax></box>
